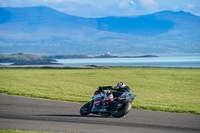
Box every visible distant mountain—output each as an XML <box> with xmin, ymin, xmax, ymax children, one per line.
<box><xmin>96</xmin><ymin>10</ymin><xmax>200</xmax><ymax>36</ymax></box>
<box><xmin>0</xmin><ymin>6</ymin><xmax>200</xmax><ymax>55</ymax></box>
<box><xmin>0</xmin><ymin>6</ymin><xmax>96</xmax><ymax>40</ymax></box>
<box><xmin>96</xmin><ymin>13</ymin><xmax>174</xmax><ymax>36</ymax></box>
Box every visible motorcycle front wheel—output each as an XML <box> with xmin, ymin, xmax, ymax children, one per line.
<box><xmin>111</xmin><ymin>101</ymin><xmax>131</xmax><ymax>118</ymax></box>
<box><xmin>80</xmin><ymin>101</ymin><xmax>92</xmax><ymax>115</ymax></box>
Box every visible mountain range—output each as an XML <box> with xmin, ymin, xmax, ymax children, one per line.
<box><xmin>0</xmin><ymin>6</ymin><xmax>200</xmax><ymax>55</ymax></box>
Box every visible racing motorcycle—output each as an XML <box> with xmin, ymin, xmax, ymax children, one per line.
<box><xmin>80</xmin><ymin>87</ymin><xmax>136</xmax><ymax>118</ymax></box>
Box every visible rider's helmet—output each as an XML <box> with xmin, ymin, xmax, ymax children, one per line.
<box><xmin>117</xmin><ymin>82</ymin><xmax>126</xmax><ymax>87</ymax></box>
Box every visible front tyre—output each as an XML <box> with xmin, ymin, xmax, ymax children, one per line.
<box><xmin>111</xmin><ymin>101</ymin><xmax>131</xmax><ymax>118</ymax></box>
<box><xmin>80</xmin><ymin>101</ymin><xmax>92</xmax><ymax>115</ymax></box>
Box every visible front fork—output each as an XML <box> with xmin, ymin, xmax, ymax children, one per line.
<box><xmin>89</xmin><ymin>100</ymin><xmax>94</xmax><ymax>108</ymax></box>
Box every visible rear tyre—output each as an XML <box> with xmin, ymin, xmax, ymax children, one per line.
<box><xmin>80</xmin><ymin>102</ymin><xmax>92</xmax><ymax>115</ymax></box>
<box><xmin>111</xmin><ymin>101</ymin><xmax>131</xmax><ymax>118</ymax></box>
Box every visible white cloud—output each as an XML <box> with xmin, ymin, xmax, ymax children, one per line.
<box><xmin>186</xmin><ymin>4</ymin><xmax>195</xmax><ymax>8</ymax></box>
<box><xmin>41</xmin><ymin>0</ymin><xmax>91</xmax><ymax>5</ymax></box>
<box><xmin>118</xmin><ymin>1</ymin><xmax>130</xmax><ymax>8</ymax></box>
<box><xmin>42</xmin><ymin>0</ymin><xmax>84</xmax><ymax>3</ymax></box>
<box><xmin>139</xmin><ymin>0</ymin><xmax>158</xmax><ymax>8</ymax></box>
<box><xmin>117</xmin><ymin>0</ymin><xmax>135</xmax><ymax>9</ymax></box>
<box><xmin>129</xmin><ymin>0</ymin><xmax>135</xmax><ymax>5</ymax></box>
<box><xmin>194</xmin><ymin>13</ymin><xmax>200</xmax><ymax>16</ymax></box>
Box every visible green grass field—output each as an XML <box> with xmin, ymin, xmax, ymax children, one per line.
<box><xmin>0</xmin><ymin>67</ymin><xmax>199</xmax><ymax>114</ymax></box>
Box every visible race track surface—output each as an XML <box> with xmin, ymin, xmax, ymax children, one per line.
<box><xmin>0</xmin><ymin>94</ymin><xmax>200</xmax><ymax>133</ymax></box>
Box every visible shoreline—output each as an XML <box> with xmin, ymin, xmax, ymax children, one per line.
<box><xmin>0</xmin><ymin>65</ymin><xmax>199</xmax><ymax>69</ymax></box>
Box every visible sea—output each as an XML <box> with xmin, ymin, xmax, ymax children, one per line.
<box><xmin>1</xmin><ymin>55</ymin><xmax>200</xmax><ymax>68</ymax></box>
<box><xmin>55</xmin><ymin>55</ymin><xmax>200</xmax><ymax>68</ymax></box>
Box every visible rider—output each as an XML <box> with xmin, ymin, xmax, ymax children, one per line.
<box><xmin>99</xmin><ymin>82</ymin><xmax>131</xmax><ymax>92</ymax></box>
<box><xmin>91</xmin><ymin>82</ymin><xmax>130</xmax><ymax>112</ymax></box>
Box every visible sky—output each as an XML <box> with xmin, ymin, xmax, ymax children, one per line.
<box><xmin>0</xmin><ymin>0</ymin><xmax>200</xmax><ymax>18</ymax></box>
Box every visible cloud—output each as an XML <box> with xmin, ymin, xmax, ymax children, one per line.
<box><xmin>42</xmin><ymin>0</ymin><xmax>63</xmax><ymax>3</ymax></box>
<box><xmin>117</xmin><ymin>0</ymin><xmax>135</xmax><ymax>9</ymax></box>
<box><xmin>194</xmin><ymin>13</ymin><xmax>200</xmax><ymax>16</ymax></box>
<box><xmin>139</xmin><ymin>0</ymin><xmax>158</xmax><ymax>9</ymax></box>
<box><xmin>0</xmin><ymin>0</ymin><xmax>91</xmax><ymax>7</ymax></box>
<box><xmin>42</xmin><ymin>0</ymin><xmax>89</xmax><ymax>4</ymax></box>
<box><xmin>186</xmin><ymin>4</ymin><xmax>195</xmax><ymax>8</ymax></box>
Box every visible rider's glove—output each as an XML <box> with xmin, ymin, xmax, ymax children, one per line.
<box><xmin>99</xmin><ymin>86</ymin><xmax>103</xmax><ymax>92</ymax></box>
<box><xmin>114</xmin><ymin>86</ymin><xmax>120</xmax><ymax>90</ymax></box>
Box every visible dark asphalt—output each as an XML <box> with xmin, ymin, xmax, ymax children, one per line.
<box><xmin>0</xmin><ymin>94</ymin><xmax>200</xmax><ymax>133</ymax></box>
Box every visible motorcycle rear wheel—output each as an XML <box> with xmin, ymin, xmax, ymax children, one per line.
<box><xmin>80</xmin><ymin>102</ymin><xmax>92</xmax><ymax>115</ymax></box>
<box><xmin>111</xmin><ymin>101</ymin><xmax>131</xmax><ymax>118</ymax></box>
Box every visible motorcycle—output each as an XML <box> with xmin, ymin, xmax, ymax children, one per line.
<box><xmin>80</xmin><ymin>87</ymin><xmax>136</xmax><ymax>118</ymax></box>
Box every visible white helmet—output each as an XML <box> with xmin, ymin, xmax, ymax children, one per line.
<box><xmin>117</xmin><ymin>82</ymin><xmax>126</xmax><ymax>87</ymax></box>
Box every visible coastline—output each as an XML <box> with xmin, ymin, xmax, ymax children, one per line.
<box><xmin>0</xmin><ymin>53</ymin><xmax>158</xmax><ymax>66</ymax></box>
<box><xmin>0</xmin><ymin>65</ymin><xmax>199</xmax><ymax>69</ymax></box>
<box><xmin>1</xmin><ymin>54</ymin><xmax>200</xmax><ymax>68</ymax></box>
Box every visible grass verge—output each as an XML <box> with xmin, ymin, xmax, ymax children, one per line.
<box><xmin>0</xmin><ymin>67</ymin><xmax>199</xmax><ymax>114</ymax></box>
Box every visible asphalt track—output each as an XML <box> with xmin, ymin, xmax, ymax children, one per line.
<box><xmin>0</xmin><ymin>94</ymin><xmax>200</xmax><ymax>133</ymax></box>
